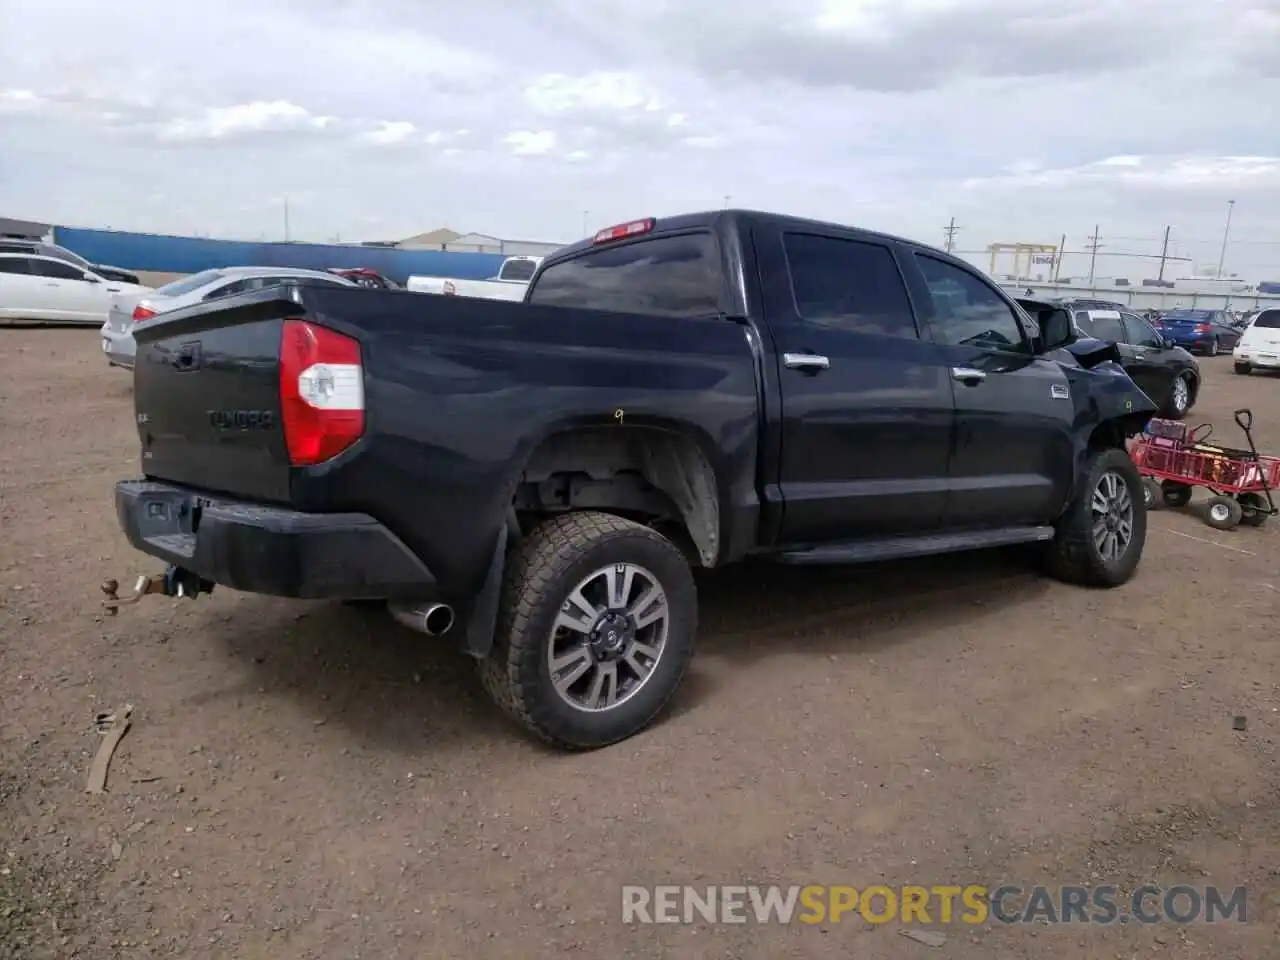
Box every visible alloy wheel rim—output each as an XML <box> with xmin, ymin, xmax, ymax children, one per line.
<box><xmin>546</xmin><ymin>563</ymin><xmax>669</xmax><ymax>713</ymax></box>
<box><xmin>1091</xmin><ymin>470</ymin><xmax>1135</xmax><ymax>564</ymax></box>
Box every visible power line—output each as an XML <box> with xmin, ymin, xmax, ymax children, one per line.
<box><xmin>943</xmin><ymin>217</ymin><xmax>960</xmax><ymax>253</ymax></box>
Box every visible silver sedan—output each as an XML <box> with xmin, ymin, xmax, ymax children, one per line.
<box><xmin>100</xmin><ymin>266</ymin><xmax>357</xmax><ymax>370</ymax></box>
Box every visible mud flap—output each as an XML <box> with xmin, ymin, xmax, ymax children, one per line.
<box><xmin>459</xmin><ymin>523</ymin><xmax>507</xmax><ymax>659</ymax></box>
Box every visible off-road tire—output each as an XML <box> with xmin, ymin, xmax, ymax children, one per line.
<box><xmin>1160</xmin><ymin>480</ymin><xmax>1193</xmax><ymax>508</ymax></box>
<box><xmin>1141</xmin><ymin>478</ymin><xmax>1163</xmax><ymax>510</ymax></box>
<box><xmin>1045</xmin><ymin>447</ymin><xmax>1146</xmax><ymax>587</ymax></box>
<box><xmin>478</xmin><ymin>511</ymin><xmax>697</xmax><ymax>750</ymax></box>
<box><xmin>1204</xmin><ymin>495</ymin><xmax>1243</xmax><ymax>531</ymax></box>
<box><xmin>1239</xmin><ymin>493</ymin><xmax>1270</xmax><ymax>527</ymax></box>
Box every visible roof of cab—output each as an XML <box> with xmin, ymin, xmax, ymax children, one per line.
<box><xmin>541</xmin><ymin>209</ymin><xmax>940</xmax><ymax>269</ymax></box>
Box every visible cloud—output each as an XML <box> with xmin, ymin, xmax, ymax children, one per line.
<box><xmin>1</xmin><ymin>0</ymin><xmax>1278</xmax><ymax>280</ymax></box>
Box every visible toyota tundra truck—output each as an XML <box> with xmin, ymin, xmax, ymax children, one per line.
<box><xmin>108</xmin><ymin>210</ymin><xmax>1157</xmax><ymax>750</ymax></box>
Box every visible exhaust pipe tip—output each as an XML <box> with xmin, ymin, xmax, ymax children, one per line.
<box><xmin>389</xmin><ymin>601</ymin><xmax>455</xmax><ymax>637</ymax></box>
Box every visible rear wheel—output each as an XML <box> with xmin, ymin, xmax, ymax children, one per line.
<box><xmin>1141</xmin><ymin>478</ymin><xmax>1164</xmax><ymax>510</ymax></box>
<box><xmin>1045</xmin><ymin>447</ymin><xmax>1146</xmax><ymax>587</ymax></box>
<box><xmin>1160</xmin><ymin>481</ymin><xmax>1193</xmax><ymax>508</ymax></box>
<box><xmin>1164</xmin><ymin>373</ymin><xmax>1193</xmax><ymax>419</ymax></box>
<box><xmin>479</xmin><ymin>511</ymin><xmax>697</xmax><ymax>750</ymax></box>
<box><xmin>1234</xmin><ymin>362</ymin><xmax>1251</xmax><ymax>375</ymax></box>
<box><xmin>1204</xmin><ymin>495</ymin><xmax>1243</xmax><ymax>530</ymax></box>
<box><xmin>1207</xmin><ymin>338</ymin><xmax>1220</xmax><ymax>357</ymax></box>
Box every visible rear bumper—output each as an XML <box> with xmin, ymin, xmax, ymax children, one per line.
<box><xmin>114</xmin><ymin>480</ymin><xmax>437</xmax><ymax>599</ymax></box>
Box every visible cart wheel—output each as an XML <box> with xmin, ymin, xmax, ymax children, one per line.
<box><xmin>1160</xmin><ymin>481</ymin><xmax>1193</xmax><ymax>509</ymax></box>
<box><xmin>1238</xmin><ymin>493</ymin><xmax>1270</xmax><ymax>527</ymax></box>
<box><xmin>1142</xmin><ymin>478</ymin><xmax>1163</xmax><ymax>510</ymax></box>
<box><xmin>1204</xmin><ymin>495</ymin><xmax>1243</xmax><ymax>530</ymax></box>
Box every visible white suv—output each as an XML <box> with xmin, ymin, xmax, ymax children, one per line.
<box><xmin>1233</xmin><ymin>308</ymin><xmax>1280</xmax><ymax>374</ymax></box>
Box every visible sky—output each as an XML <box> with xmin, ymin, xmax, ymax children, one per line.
<box><xmin>2</xmin><ymin>0</ymin><xmax>1279</xmax><ymax>281</ymax></box>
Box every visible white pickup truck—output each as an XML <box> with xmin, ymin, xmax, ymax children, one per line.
<box><xmin>406</xmin><ymin>255</ymin><xmax>543</xmax><ymax>301</ymax></box>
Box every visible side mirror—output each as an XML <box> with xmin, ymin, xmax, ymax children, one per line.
<box><xmin>1038</xmin><ymin>308</ymin><xmax>1075</xmax><ymax>350</ymax></box>
<box><xmin>83</xmin><ymin>272</ymin><xmax>101</xmax><ymax>283</ymax></box>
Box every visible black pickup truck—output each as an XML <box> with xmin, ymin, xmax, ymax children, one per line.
<box><xmin>111</xmin><ymin>210</ymin><xmax>1157</xmax><ymax>750</ymax></box>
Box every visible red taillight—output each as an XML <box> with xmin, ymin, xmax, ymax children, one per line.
<box><xmin>279</xmin><ymin>319</ymin><xmax>365</xmax><ymax>466</ymax></box>
<box><xmin>592</xmin><ymin>218</ymin><xmax>655</xmax><ymax>244</ymax></box>
<box><xmin>132</xmin><ymin>303</ymin><xmax>156</xmax><ymax>323</ymax></box>
<box><xmin>1195</xmin><ymin>323</ymin><xmax>1212</xmax><ymax>333</ymax></box>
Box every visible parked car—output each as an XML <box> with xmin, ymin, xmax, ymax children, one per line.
<box><xmin>1154</xmin><ymin>308</ymin><xmax>1242</xmax><ymax>356</ymax></box>
<box><xmin>406</xmin><ymin>255</ymin><xmax>542</xmax><ymax>301</ymax></box>
<box><xmin>100</xmin><ymin>266</ymin><xmax>357</xmax><ymax>369</ymax></box>
<box><xmin>328</xmin><ymin>267</ymin><xmax>400</xmax><ymax>289</ymax></box>
<box><xmin>1233</xmin><ymin>307</ymin><xmax>1280</xmax><ymax>374</ymax></box>
<box><xmin>0</xmin><ymin>253</ymin><xmax>152</xmax><ymax>326</ymax></box>
<box><xmin>106</xmin><ymin>209</ymin><xmax>1158</xmax><ymax>750</ymax></box>
<box><xmin>0</xmin><ymin>239</ymin><xmax>141</xmax><ymax>285</ymax></box>
<box><xmin>1057</xmin><ymin>304</ymin><xmax>1200</xmax><ymax>419</ymax></box>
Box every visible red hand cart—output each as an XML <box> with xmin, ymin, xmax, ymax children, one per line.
<box><xmin>1130</xmin><ymin>408</ymin><xmax>1279</xmax><ymax>530</ymax></box>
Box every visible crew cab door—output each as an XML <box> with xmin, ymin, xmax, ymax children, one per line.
<box><xmin>757</xmin><ymin>227</ymin><xmax>955</xmax><ymax>542</ymax></box>
<box><xmin>902</xmin><ymin>251</ymin><xmax>1075</xmax><ymax>526</ymax></box>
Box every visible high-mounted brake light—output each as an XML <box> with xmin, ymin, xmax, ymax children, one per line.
<box><xmin>279</xmin><ymin>319</ymin><xmax>365</xmax><ymax>466</ymax></box>
<box><xmin>592</xmin><ymin>218</ymin><xmax>656</xmax><ymax>244</ymax></box>
<box><xmin>131</xmin><ymin>302</ymin><xmax>156</xmax><ymax>324</ymax></box>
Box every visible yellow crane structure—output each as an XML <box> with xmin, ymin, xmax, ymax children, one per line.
<box><xmin>987</xmin><ymin>242</ymin><xmax>1059</xmax><ymax>281</ymax></box>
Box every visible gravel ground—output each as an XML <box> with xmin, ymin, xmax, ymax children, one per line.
<box><xmin>1</xmin><ymin>329</ymin><xmax>1277</xmax><ymax>959</ymax></box>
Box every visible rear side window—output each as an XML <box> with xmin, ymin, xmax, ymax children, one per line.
<box><xmin>527</xmin><ymin>234</ymin><xmax>721</xmax><ymax>318</ymax></box>
<box><xmin>155</xmin><ymin>269</ymin><xmax>227</xmax><ymax>297</ymax></box>
<box><xmin>1077</xmin><ymin>312</ymin><xmax>1124</xmax><ymax>341</ymax></box>
<box><xmin>783</xmin><ymin>233</ymin><xmax>918</xmax><ymax>338</ymax></box>
<box><xmin>0</xmin><ymin>258</ymin><xmax>31</xmax><ymax>275</ymax></box>
<box><xmin>1252</xmin><ymin>310</ymin><xmax>1280</xmax><ymax>329</ymax></box>
<box><xmin>499</xmin><ymin>259</ymin><xmax>538</xmax><ymax>282</ymax></box>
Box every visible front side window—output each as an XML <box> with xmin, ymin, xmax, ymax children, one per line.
<box><xmin>527</xmin><ymin>233</ymin><xmax>721</xmax><ymax>318</ymax></box>
<box><xmin>783</xmin><ymin>233</ymin><xmax>918</xmax><ymax>338</ymax></box>
<box><xmin>30</xmin><ymin>258</ymin><xmax>86</xmax><ymax>280</ymax></box>
<box><xmin>1122</xmin><ymin>313</ymin><xmax>1163</xmax><ymax>347</ymax></box>
<box><xmin>914</xmin><ymin>254</ymin><xmax>1027</xmax><ymax>351</ymax></box>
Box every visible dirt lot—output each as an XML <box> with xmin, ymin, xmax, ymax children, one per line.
<box><xmin>1</xmin><ymin>330</ymin><xmax>1277</xmax><ymax>959</ymax></box>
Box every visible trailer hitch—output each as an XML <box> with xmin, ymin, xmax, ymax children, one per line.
<box><xmin>101</xmin><ymin>565</ymin><xmax>215</xmax><ymax>615</ymax></box>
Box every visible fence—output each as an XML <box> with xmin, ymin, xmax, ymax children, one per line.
<box><xmin>52</xmin><ymin>227</ymin><xmax>508</xmax><ymax>285</ymax></box>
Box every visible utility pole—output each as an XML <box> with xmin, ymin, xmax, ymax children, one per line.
<box><xmin>1053</xmin><ymin>233</ymin><xmax>1066</xmax><ymax>282</ymax></box>
<box><xmin>1157</xmin><ymin>225</ymin><xmax>1171</xmax><ymax>282</ymax></box>
<box><xmin>283</xmin><ymin>196</ymin><xmax>291</xmax><ymax>242</ymax></box>
<box><xmin>943</xmin><ymin>217</ymin><xmax>960</xmax><ymax>253</ymax></box>
<box><xmin>1084</xmin><ymin>225</ymin><xmax>1103</xmax><ymax>286</ymax></box>
<box><xmin>1216</xmin><ymin>199</ymin><xmax>1235</xmax><ymax>278</ymax></box>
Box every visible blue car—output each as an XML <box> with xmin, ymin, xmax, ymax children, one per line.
<box><xmin>1154</xmin><ymin>309</ymin><xmax>1244</xmax><ymax>356</ymax></box>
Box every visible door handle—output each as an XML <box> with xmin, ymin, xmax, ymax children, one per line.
<box><xmin>783</xmin><ymin>353</ymin><xmax>830</xmax><ymax>372</ymax></box>
<box><xmin>951</xmin><ymin>366</ymin><xmax>986</xmax><ymax>384</ymax></box>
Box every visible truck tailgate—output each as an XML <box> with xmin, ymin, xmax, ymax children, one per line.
<box><xmin>132</xmin><ymin>298</ymin><xmax>294</xmax><ymax>503</ymax></box>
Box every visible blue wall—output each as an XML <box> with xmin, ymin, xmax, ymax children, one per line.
<box><xmin>52</xmin><ymin>227</ymin><xmax>507</xmax><ymax>285</ymax></box>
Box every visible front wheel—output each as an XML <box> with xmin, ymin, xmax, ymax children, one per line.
<box><xmin>479</xmin><ymin>511</ymin><xmax>697</xmax><ymax>750</ymax></box>
<box><xmin>1045</xmin><ymin>447</ymin><xmax>1146</xmax><ymax>587</ymax></box>
<box><xmin>1234</xmin><ymin>362</ymin><xmax>1251</xmax><ymax>375</ymax></box>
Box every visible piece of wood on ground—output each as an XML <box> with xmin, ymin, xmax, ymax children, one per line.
<box><xmin>85</xmin><ymin>704</ymin><xmax>133</xmax><ymax>794</ymax></box>
<box><xmin>899</xmin><ymin>928</ymin><xmax>947</xmax><ymax>947</ymax></box>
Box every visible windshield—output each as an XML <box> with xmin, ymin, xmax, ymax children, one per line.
<box><xmin>154</xmin><ymin>269</ymin><xmax>228</xmax><ymax>296</ymax></box>
<box><xmin>46</xmin><ymin>244</ymin><xmax>92</xmax><ymax>270</ymax></box>
<box><xmin>1252</xmin><ymin>311</ymin><xmax>1280</xmax><ymax>329</ymax></box>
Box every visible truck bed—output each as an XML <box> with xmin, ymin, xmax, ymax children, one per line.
<box><xmin>128</xmin><ymin>282</ymin><xmax>761</xmax><ymax>597</ymax></box>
